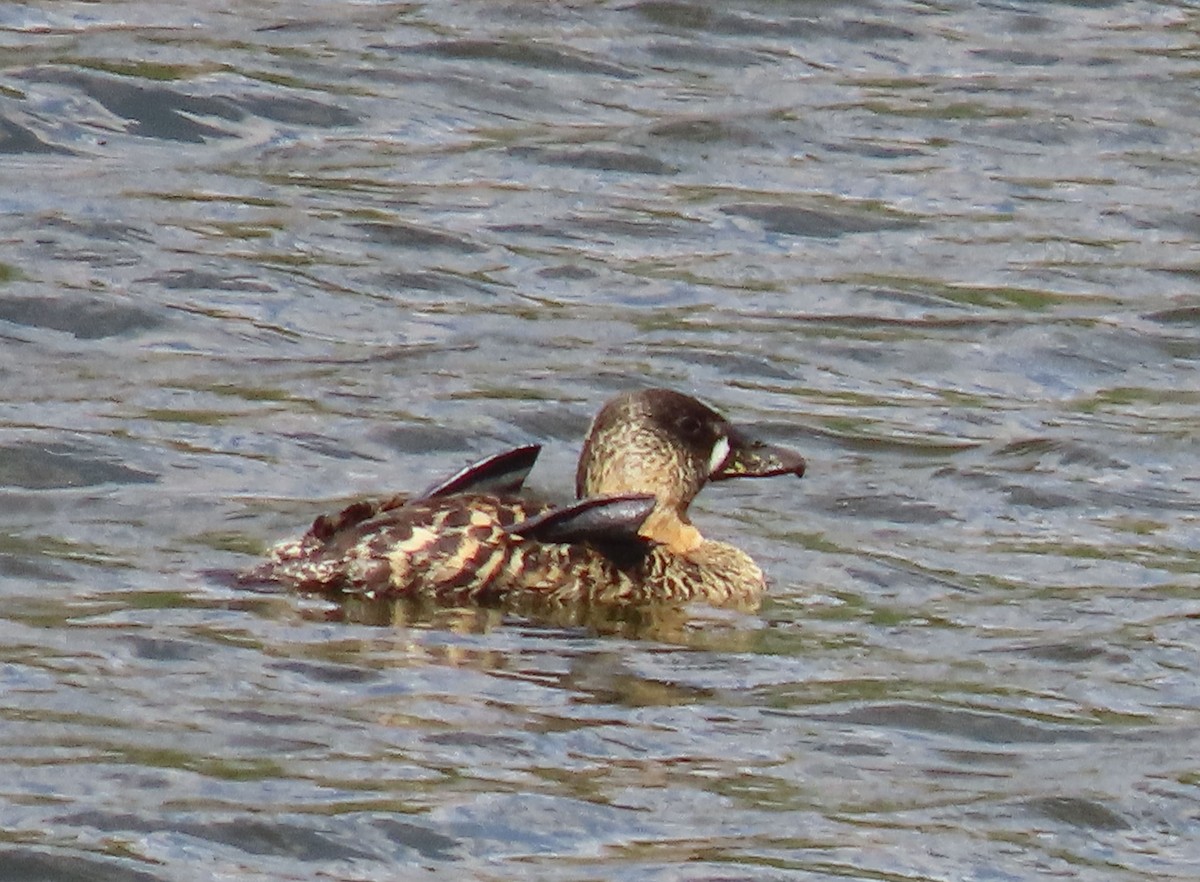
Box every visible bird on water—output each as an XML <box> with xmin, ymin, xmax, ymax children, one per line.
<box><xmin>241</xmin><ymin>388</ymin><xmax>806</xmax><ymax>609</ymax></box>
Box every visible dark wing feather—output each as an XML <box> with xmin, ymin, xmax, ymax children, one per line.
<box><xmin>294</xmin><ymin>445</ymin><xmax>542</xmax><ymax>552</ymax></box>
<box><xmin>508</xmin><ymin>494</ymin><xmax>656</xmax><ymax>544</ymax></box>
<box><xmin>416</xmin><ymin>444</ymin><xmax>541</xmax><ymax>500</ymax></box>
<box><xmin>507</xmin><ymin>494</ymin><xmax>657</xmax><ymax>569</ymax></box>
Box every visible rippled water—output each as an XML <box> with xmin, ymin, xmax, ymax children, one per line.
<box><xmin>2</xmin><ymin>1</ymin><xmax>1199</xmax><ymax>879</ymax></box>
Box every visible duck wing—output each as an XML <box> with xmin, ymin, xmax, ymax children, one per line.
<box><xmin>273</xmin><ymin>445</ymin><xmax>543</xmax><ymax>560</ymax></box>
<box><xmin>507</xmin><ymin>494</ymin><xmax>657</xmax><ymax>568</ymax></box>
<box><xmin>416</xmin><ymin>444</ymin><xmax>541</xmax><ymax>500</ymax></box>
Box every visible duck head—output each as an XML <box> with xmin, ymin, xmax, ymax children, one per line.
<box><xmin>575</xmin><ymin>388</ymin><xmax>805</xmax><ymax>552</ymax></box>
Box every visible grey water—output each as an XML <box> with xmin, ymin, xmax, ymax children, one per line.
<box><xmin>2</xmin><ymin>1</ymin><xmax>1199</xmax><ymax>879</ymax></box>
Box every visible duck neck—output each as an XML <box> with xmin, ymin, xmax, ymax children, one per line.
<box><xmin>638</xmin><ymin>504</ymin><xmax>703</xmax><ymax>554</ymax></box>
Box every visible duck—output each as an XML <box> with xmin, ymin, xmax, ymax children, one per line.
<box><xmin>240</xmin><ymin>388</ymin><xmax>805</xmax><ymax>609</ymax></box>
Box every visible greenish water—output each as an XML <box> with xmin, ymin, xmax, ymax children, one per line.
<box><xmin>1</xmin><ymin>1</ymin><xmax>1199</xmax><ymax>880</ymax></box>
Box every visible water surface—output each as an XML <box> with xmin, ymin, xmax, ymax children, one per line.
<box><xmin>2</xmin><ymin>1</ymin><xmax>1199</xmax><ymax>880</ymax></box>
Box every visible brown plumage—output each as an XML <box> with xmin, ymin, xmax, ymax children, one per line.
<box><xmin>240</xmin><ymin>388</ymin><xmax>805</xmax><ymax>609</ymax></box>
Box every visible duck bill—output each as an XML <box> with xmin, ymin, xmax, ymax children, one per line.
<box><xmin>710</xmin><ymin>429</ymin><xmax>806</xmax><ymax>481</ymax></box>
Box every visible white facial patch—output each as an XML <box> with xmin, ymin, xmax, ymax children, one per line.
<box><xmin>708</xmin><ymin>435</ymin><xmax>731</xmax><ymax>475</ymax></box>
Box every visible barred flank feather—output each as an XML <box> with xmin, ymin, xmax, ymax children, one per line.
<box><xmin>244</xmin><ymin>491</ymin><xmax>765</xmax><ymax>607</ymax></box>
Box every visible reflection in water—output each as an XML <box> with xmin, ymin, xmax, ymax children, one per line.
<box><xmin>1</xmin><ymin>0</ymin><xmax>1199</xmax><ymax>880</ymax></box>
<box><xmin>330</xmin><ymin>591</ymin><xmax>760</xmax><ymax>647</ymax></box>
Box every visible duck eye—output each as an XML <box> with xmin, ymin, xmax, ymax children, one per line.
<box><xmin>677</xmin><ymin>415</ymin><xmax>704</xmax><ymax>437</ymax></box>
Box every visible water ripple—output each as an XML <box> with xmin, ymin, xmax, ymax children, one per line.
<box><xmin>2</xmin><ymin>1</ymin><xmax>1200</xmax><ymax>880</ymax></box>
